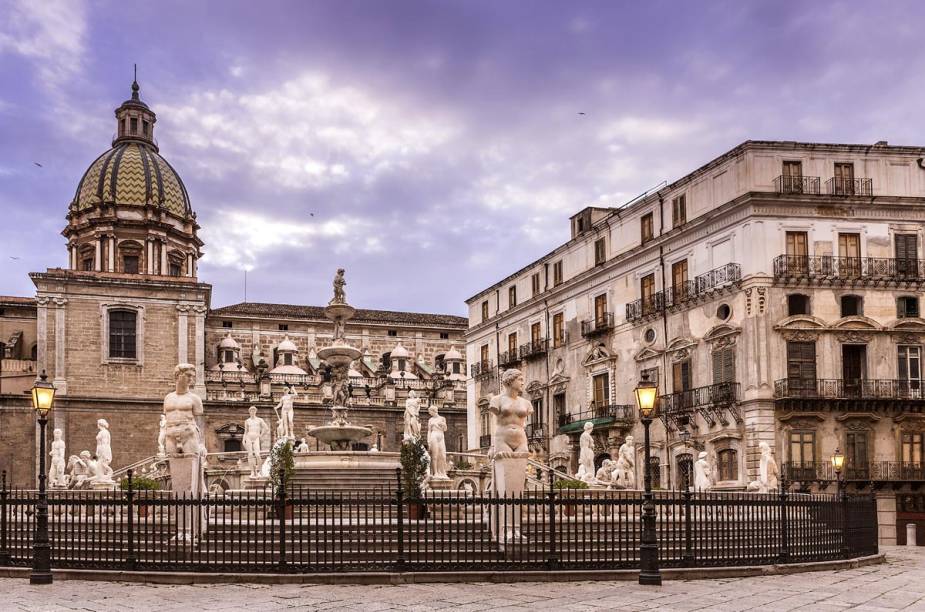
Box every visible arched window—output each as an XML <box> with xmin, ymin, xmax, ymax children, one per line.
<box><xmin>109</xmin><ymin>310</ymin><xmax>137</xmax><ymax>359</ymax></box>
<box><xmin>717</xmin><ymin>449</ymin><xmax>738</xmax><ymax>481</ymax></box>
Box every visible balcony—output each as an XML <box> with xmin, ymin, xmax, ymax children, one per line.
<box><xmin>659</xmin><ymin>382</ymin><xmax>741</xmax><ymax>428</ymax></box>
<box><xmin>580</xmin><ymin>312</ymin><xmax>615</xmax><ymax>338</ymax></box>
<box><xmin>497</xmin><ymin>350</ymin><xmax>520</xmax><ymax>368</ymax></box>
<box><xmin>550</xmin><ymin>332</ymin><xmax>570</xmax><ymax>350</ymax></box>
<box><xmin>774</xmin><ymin>175</ymin><xmax>821</xmax><ymax>195</ymax></box>
<box><xmin>626</xmin><ymin>263</ymin><xmax>742</xmax><ymax>322</ymax></box>
<box><xmin>782</xmin><ymin>462</ymin><xmax>925</xmax><ymax>484</ymax></box>
<box><xmin>773</xmin><ymin>255</ymin><xmax>925</xmax><ymax>285</ymax></box>
<box><xmin>558</xmin><ymin>403</ymin><xmax>635</xmax><ymax>433</ymax></box>
<box><xmin>519</xmin><ymin>339</ymin><xmax>548</xmax><ymax>360</ymax></box>
<box><xmin>469</xmin><ymin>360</ymin><xmax>496</xmax><ymax>380</ymax></box>
<box><xmin>526</xmin><ymin>423</ymin><xmax>547</xmax><ymax>441</ymax></box>
<box><xmin>826</xmin><ymin>177</ymin><xmax>873</xmax><ymax>197</ymax></box>
<box><xmin>479</xmin><ymin>434</ymin><xmax>492</xmax><ymax>449</ymax></box>
<box><xmin>775</xmin><ymin>378</ymin><xmax>925</xmax><ymax>400</ymax></box>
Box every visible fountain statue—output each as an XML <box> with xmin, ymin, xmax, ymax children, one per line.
<box><xmin>306</xmin><ymin>269</ymin><xmax>373</xmax><ymax>451</ymax></box>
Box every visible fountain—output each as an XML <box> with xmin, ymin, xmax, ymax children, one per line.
<box><xmin>306</xmin><ymin>268</ymin><xmax>374</xmax><ymax>450</ymax></box>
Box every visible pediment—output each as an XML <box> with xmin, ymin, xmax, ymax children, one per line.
<box><xmin>704</xmin><ymin>324</ymin><xmax>741</xmax><ymax>342</ymax></box>
<box><xmin>215</xmin><ymin>423</ymin><xmax>245</xmax><ymax>436</ymax></box>
<box><xmin>634</xmin><ymin>346</ymin><xmax>662</xmax><ymax>362</ymax></box>
<box><xmin>525</xmin><ymin>380</ymin><xmax>545</xmax><ymax>398</ymax></box>
<box><xmin>666</xmin><ymin>336</ymin><xmax>697</xmax><ymax>352</ymax></box>
<box><xmin>582</xmin><ymin>342</ymin><xmax>614</xmax><ymax>367</ymax></box>
<box><xmin>890</xmin><ymin>318</ymin><xmax>925</xmax><ymax>331</ymax></box>
<box><xmin>775</xmin><ymin>315</ymin><xmax>827</xmax><ymax>330</ymax></box>
<box><xmin>832</xmin><ymin>316</ymin><xmax>881</xmax><ymax>331</ymax></box>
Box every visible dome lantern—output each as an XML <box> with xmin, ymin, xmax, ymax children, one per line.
<box><xmin>113</xmin><ymin>68</ymin><xmax>158</xmax><ymax>151</ymax></box>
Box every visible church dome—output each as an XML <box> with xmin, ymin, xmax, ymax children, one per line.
<box><xmin>70</xmin><ymin>142</ymin><xmax>192</xmax><ymax>219</ymax></box>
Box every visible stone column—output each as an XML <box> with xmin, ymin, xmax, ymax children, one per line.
<box><xmin>52</xmin><ymin>298</ymin><xmax>67</xmax><ymax>395</ymax></box>
<box><xmin>193</xmin><ymin>306</ymin><xmax>207</xmax><ymax>397</ymax></box>
<box><xmin>160</xmin><ymin>240</ymin><xmax>168</xmax><ymax>276</ymax></box>
<box><xmin>186</xmin><ymin>254</ymin><xmax>193</xmax><ymax>277</ymax></box>
<box><xmin>35</xmin><ymin>297</ymin><xmax>49</xmax><ymax>374</ymax></box>
<box><xmin>94</xmin><ymin>237</ymin><xmax>102</xmax><ymax>272</ymax></box>
<box><xmin>108</xmin><ymin>234</ymin><xmax>116</xmax><ymax>272</ymax></box>
<box><xmin>177</xmin><ymin>305</ymin><xmax>190</xmax><ymax>364</ymax></box>
<box><xmin>146</xmin><ymin>238</ymin><xmax>155</xmax><ymax>274</ymax></box>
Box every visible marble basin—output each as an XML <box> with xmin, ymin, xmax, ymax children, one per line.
<box><xmin>307</xmin><ymin>423</ymin><xmax>373</xmax><ymax>451</ymax></box>
<box><xmin>317</xmin><ymin>344</ymin><xmax>362</xmax><ymax>368</ymax></box>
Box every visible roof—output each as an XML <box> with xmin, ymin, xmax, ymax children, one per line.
<box><xmin>0</xmin><ymin>296</ymin><xmax>36</xmax><ymax>307</ymax></box>
<box><xmin>211</xmin><ymin>302</ymin><xmax>468</xmax><ymax>328</ymax></box>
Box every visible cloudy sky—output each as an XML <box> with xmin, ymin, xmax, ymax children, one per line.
<box><xmin>1</xmin><ymin>1</ymin><xmax>924</xmax><ymax>315</ymax></box>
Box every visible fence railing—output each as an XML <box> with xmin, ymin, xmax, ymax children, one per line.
<box><xmin>518</xmin><ymin>339</ymin><xmax>548</xmax><ymax>360</ymax></box>
<box><xmin>825</xmin><ymin>177</ymin><xmax>873</xmax><ymax>197</ymax></box>
<box><xmin>580</xmin><ymin>312</ymin><xmax>615</xmax><ymax>337</ymax></box>
<box><xmin>660</xmin><ymin>382</ymin><xmax>740</xmax><ymax>412</ymax></box>
<box><xmin>626</xmin><ymin>264</ymin><xmax>741</xmax><ymax>322</ymax></box>
<box><xmin>497</xmin><ymin>350</ymin><xmax>520</xmax><ymax>368</ymax></box>
<box><xmin>470</xmin><ymin>361</ymin><xmax>495</xmax><ymax>379</ymax></box>
<box><xmin>774</xmin><ymin>378</ymin><xmax>925</xmax><ymax>400</ymax></box>
<box><xmin>558</xmin><ymin>404</ymin><xmax>635</xmax><ymax>429</ymax></box>
<box><xmin>0</xmin><ymin>472</ymin><xmax>878</xmax><ymax>573</ymax></box>
<box><xmin>774</xmin><ymin>175</ymin><xmax>821</xmax><ymax>195</ymax></box>
<box><xmin>773</xmin><ymin>255</ymin><xmax>925</xmax><ymax>282</ymax></box>
<box><xmin>783</xmin><ymin>462</ymin><xmax>925</xmax><ymax>483</ymax></box>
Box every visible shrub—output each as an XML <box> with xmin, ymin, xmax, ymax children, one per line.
<box><xmin>269</xmin><ymin>438</ymin><xmax>295</xmax><ymax>490</ymax></box>
<box><xmin>455</xmin><ymin>459</ymin><xmax>472</xmax><ymax>471</ymax></box>
<box><xmin>121</xmin><ymin>475</ymin><xmax>160</xmax><ymax>491</ymax></box>
<box><xmin>400</xmin><ymin>437</ymin><xmax>429</xmax><ymax>498</ymax></box>
<box><xmin>554</xmin><ymin>478</ymin><xmax>589</xmax><ymax>490</ymax></box>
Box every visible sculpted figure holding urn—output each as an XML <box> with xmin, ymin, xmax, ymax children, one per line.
<box><xmin>694</xmin><ymin>451</ymin><xmax>713</xmax><ymax>492</ymax></box>
<box><xmin>613</xmin><ymin>435</ymin><xmax>636</xmax><ymax>489</ymax></box>
<box><xmin>96</xmin><ymin>419</ymin><xmax>114</xmax><ymax>481</ymax></box>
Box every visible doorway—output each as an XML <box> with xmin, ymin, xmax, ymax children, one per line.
<box><xmin>676</xmin><ymin>453</ymin><xmax>694</xmax><ymax>491</ymax></box>
<box><xmin>842</xmin><ymin>345</ymin><xmax>867</xmax><ymax>397</ymax></box>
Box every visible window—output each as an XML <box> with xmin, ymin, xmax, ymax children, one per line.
<box><xmin>576</xmin><ymin>217</ymin><xmax>585</xmax><ymax>233</ymax></box>
<box><xmin>223</xmin><ymin>438</ymin><xmax>242</xmax><ymax>453</ymax></box>
<box><xmin>222</xmin><ymin>321</ymin><xmax>233</xmax><ymax>328</ymax></box>
<box><xmin>531</xmin><ymin>322</ymin><xmax>542</xmax><ymax>344</ymax></box>
<box><xmin>531</xmin><ymin>272</ymin><xmax>541</xmax><ymax>296</ymax></box>
<box><xmin>898</xmin><ymin>296</ymin><xmax>920</xmax><ymax>319</ymax></box>
<box><xmin>716</xmin><ymin>303</ymin><xmax>731</xmax><ymax>321</ymax></box>
<box><xmin>833</xmin><ymin>162</ymin><xmax>855</xmax><ymax>195</ymax></box>
<box><xmin>672</xmin><ymin>359</ymin><xmax>692</xmax><ymax>394</ymax></box>
<box><xmin>712</xmin><ymin>348</ymin><xmax>735</xmax><ymax>384</ymax></box>
<box><xmin>644</xmin><ymin>328</ymin><xmax>656</xmax><ymax>344</ymax></box>
<box><xmin>594</xmin><ymin>238</ymin><xmax>606</xmax><ymax>265</ymax></box>
<box><xmin>222</xmin><ymin>349</ymin><xmax>236</xmax><ymax>363</ymax></box>
<box><xmin>717</xmin><ymin>449</ymin><xmax>738</xmax><ymax>481</ymax></box>
<box><xmin>388</xmin><ymin>329</ymin><xmax>398</xmax><ymax>337</ymax></box>
<box><xmin>641</xmin><ymin>366</ymin><xmax>659</xmax><ymax>386</ymax></box>
<box><xmin>480</xmin><ymin>409</ymin><xmax>491</xmax><ymax>441</ymax></box>
<box><xmin>592</xmin><ymin>372</ymin><xmax>610</xmax><ymax>407</ymax></box>
<box><xmin>841</xmin><ymin>295</ymin><xmax>863</xmax><ymax>317</ymax></box>
<box><xmin>284</xmin><ymin>353</ymin><xmax>293</xmax><ymax>366</ymax></box>
<box><xmin>552</xmin><ymin>312</ymin><xmax>565</xmax><ymax>348</ymax></box>
<box><xmin>895</xmin><ymin>234</ymin><xmax>919</xmax><ymax>277</ymax></box>
<box><xmin>782</xmin><ymin>161</ymin><xmax>803</xmax><ymax>193</ymax></box>
<box><xmin>553</xmin><ymin>392</ymin><xmax>566</xmax><ymax>423</ymax></box>
<box><xmin>507</xmin><ymin>332</ymin><xmax>517</xmax><ymax>356</ymax></box>
<box><xmin>787</xmin><ymin>294</ymin><xmax>810</xmax><ymax>316</ymax></box>
<box><xmin>902</xmin><ymin>432</ymin><xmax>923</xmax><ymax>465</ymax></box>
<box><xmin>786</xmin><ymin>341</ymin><xmax>817</xmax><ymax>392</ymax></box>
<box><xmin>82</xmin><ymin>258</ymin><xmax>94</xmax><ymax>271</ymax></box>
<box><xmin>677</xmin><ymin>453</ymin><xmax>693</xmax><ymax>491</ymax></box>
<box><xmin>672</xmin><ymin>195</ymin><xmax>686</xmax><ymax>228</ymax></box>
<box><xmin>671</xmin><ymin>260</ymin><xmax>688</xmax><ymax>298</ymax></box>
<box><xmin>846</xmin><ymin>431</ymin><xmax>868</xmax><ymax>476</ymax></box>
<box><xmin>279</xmin><ymin>324</ymin><xmax>288</xmax><ymax>331</ymax></box>
<box><xmin>649</xmin><ymin>456</ymin><xmax>661</xmax><ymax>489</ymax></box>
<box><xmin>130</xmin><ymin>117</ymin><xmax>138</xmax><ymax>134</ymax></box>
<box><xmin>784</xmin><ymin>231</ymin><xmax>809</xmax><ymax>275</ymax></box>
<box><xmin>641</xmin><ymin>212</ymin><xmax>654</xmax><ymax>243</ymax></box>
<box><xmin>123</xmin><ymin>255</ymin><xmax>139</xmax><ymax>274</ymax></box>
<box><xmin>481</xmin><ymin>301</ymin><xmax>489</xmax><ymax>322</ymax></box>
<box><xmin>790</xmin><ymin>431</ymin><xmax>815</xmax><ymax>466</ymax></box>
<box><xmin>641</xmin><ymin>273</ymin><xmax>656</xmax><ymax>314</ymax></box>
<box><xmin>594</xmin><ymin>293</ymin><xmax>607</xmax><ymax>324</ymax></box>
<box><xmin>898</xmin><ymin>346</ymin><xmax>922</xmax><ymax>397</ymax></box>
<box><xmin>480</xmin><ymin>344</ymin><xmax>489</xmax><ymax>367</ymax></box>
<box><xmin>108</xmin><ymin>310</ymin><xmax>137</xmax><ymax>359</ymax></box>
<box><xmin>452</xmin><ymin>362</ymin><xmax>461</xmax><ymax>374</ymax></box>
<box><xmin>508</xmin><ymin>285</ymin><xmax>517</xmax><ymax>309</ymax></box>
<box><xmin>168</xmin><ymin>262</ymin><xmax>181</xmax><ymax>277</ymax></box>
<box><xmin>439</xmin><ymin>332</ymin><xmax>449</xmax><ymax>339</ymax></box>
<box><xmin>553</xmin><ymin>261</ymin><xmax>563</xmax><ymax>286</ymax></box>
<box><xmin>838</xmin><ymin>233</ymin><xmax>861</xmax><ymax>277</ymax></box>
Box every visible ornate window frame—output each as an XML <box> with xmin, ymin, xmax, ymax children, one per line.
<box><xmin>100</xmin><ymin>303</ymin><xmax>145</xmax><ymax>366</ymax></box>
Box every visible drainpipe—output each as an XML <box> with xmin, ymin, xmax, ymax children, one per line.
<box><xmin>657</xmin><ymin>190</ymin><xmax>673</xmax><ymax>490</ymax></box>
<box><xmin>544</xmin><ymin>299</ymin><xmax>552</xmax><ymax>457</ymax></box>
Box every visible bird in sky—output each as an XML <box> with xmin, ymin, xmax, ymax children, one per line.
<box><xmin>9</xmin><ymin>256</ymin><xmax>20</xmax><ymax>261</ymax></box>
<box><xmin>33</xmin><ymin>162</ymin><xmax>42</xmax><ymax>167</ymax></box>
<box><xmin>577</xmin><ymin>112</ymin><xmax>586</xmax><ymax>116</ymax></box>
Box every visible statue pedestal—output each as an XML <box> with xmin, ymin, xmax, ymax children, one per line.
<box><xmin>490</xmin><ymin>452</ymin><xmax>529</xmax><ymax>543</ymax></box>
<box><xmin>90</xmin><ymin>481</ymin><xmax>118</xmax><ymax>491</ymax></box>
<box><xmin>244</xmin><ymin>475</ymin><xmax>269</xmax><ymax>491</ymax></box>
<box><xmin>167</xmin><ymin>453</ymin><xmax>206</xmax><ymax>543</ymax></box>
<box><xmin>426</xmin><ymin>476</ymin><xmax>453</xmax><ymax>491</ymax></box>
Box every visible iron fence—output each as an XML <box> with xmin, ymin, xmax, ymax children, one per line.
<box><xmin>626</xmin><ymin>264</ymin><xmax>742</xmax><ymax>322</ymax></box>
<box><xmin>0</xmin><ymin>472</ymin><xmax>877</xmax><ymax>573</ymax></box>
<box><xmin>773</xmin><ymin>255</ymin><xmax>925</xmax><ymax>282</ymax></box>
<box><xmin>774</xmin><ymin>378</ymin><xmax>925</xmax><ymax>400</ymax></box>
<box><xmin>558</xmin><ymin>404</ymin><xmax>635</xmax><ymax>428</ymax></box>
<box><xmin>783</xmin><ymin>462</ymin><xmax>925</xmax><ymax>483</ymax></box>
<box><xmin>580</xmin><ymin>312</ymin><xmax>615</xmax><ymax>337</ymax></box>
<box><xmin>518</xmin><ymin>339</ymin><xmax>548</xmax><ymax>360</ymax></box>
<box><xmin>825</xmin><ymin>177</ymin><xmax>873</xmax><ymax>197</ymax></box>
<box><xmin>774</xmin><ymin>175</ymin><xmax>821</xmax><ymax>195</ymax></box>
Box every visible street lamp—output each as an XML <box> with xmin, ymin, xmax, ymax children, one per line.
<box><xmin>634</xmin><ymin>372</ymin><xmax>661</xmax><ymax>586</ymax></box>
<box><xmin>30</xmin><ymin>370</ymin><xmax>56</xmax><ymax>585</ymax></box>
<box><xmin>831</xmin><ymin>447</ymin><xmax>845</xmax><ymax>500</ymax></box>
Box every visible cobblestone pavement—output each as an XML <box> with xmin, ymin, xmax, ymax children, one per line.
<box><xmin>1</xmin><ymin>547</ymin><xmax>923</xmax><ymax>611</ymax></box>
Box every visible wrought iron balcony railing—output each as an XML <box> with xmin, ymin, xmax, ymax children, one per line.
<box><xmin>826</xmin><ymin>177</ymin><xmax>873</xmax><ymax>197</ymax></box>
<box><xmin>551</xmin><ymin>331</ymin><xmax>569</xmax><ymax>349</ymax></box>
<box><xmin>497</xmin><ymin>350</ymin><xmax>520</xmax><ymax>368</ymax></box>
<box><xmin>479</xmin><ymin>434</ymin><xmax>492</xmax><ymax>448</ymax></box>
<box><xmin>774</xmin><ymin>175</ymin><xmax>821</xmax><ymax>195</ymax></box>
<box><xmin>626</xmin><ymin>263</ymin><xmax>742</xmax><ymax>322</ymax></box>
<box><xmin>558</xmin><ymin>403</ymin><xmax>635</xmax><ymax>429</ymax></box>
<box><xmin>526</xmin><ymin>423</ymin><xmax>547</xmax><ymax>440</ymax></box>
<box><xmin>773</xmin><ymin>255</ymin><xmax>925</xmax><ymax>283</ymax></box>
<box><xmin>659</xmin><ymin>382</ymin><xmax>741</xmax><ymax>429</ymax></box>
<box><xmin>518</xmin><ymin>339</ymin><xmax>548</xmax><ymax>360</ymax></box>
<box><xmin>783</xmin><ymin>461</ymin><xmax>925</xmax><ymax>483</ymax></box>
<box><xmin>580</xmin><ymin>312</ymin><xmax>615</xmax><ymax>337</ymax></box>
<box><xmin>469</xmin><ymin>360</ymin><xmax>495</xmax><ymax>380</ymax></box>
<box><xmin>774</xmin><ymin>378</ymin><xmax>925</xmax><ymax>400</ymax></box>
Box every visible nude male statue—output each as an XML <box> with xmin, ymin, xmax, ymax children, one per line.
<box><xmin>243</xmin><ymin>406</ymin><xmax>269</xmax><ymax>478</ymax></box>
<box><xmin>163</xmin><ymin>364</ymin><xmax>206</xmax><ymax>458</ymax></box>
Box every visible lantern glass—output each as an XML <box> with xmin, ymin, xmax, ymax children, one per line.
<box><xmin>831</xmin><ymin>448</ymin><xmax>845</xmax><ymax>473</ymax></box>
<box><xmin>31</xmin><ymin>372</ymin><xmax>56</xmax><ymax>416</ymax></box>
<box><xmin>634</xmin><ymin>376</ymin><xmax>658</xmax><ymax>418</ymax></box>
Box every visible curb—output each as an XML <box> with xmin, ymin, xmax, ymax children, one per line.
<box><xmin>0</xmin><ymin>554</ymin><xmax>885</xmax><ymax>585</ymax></box>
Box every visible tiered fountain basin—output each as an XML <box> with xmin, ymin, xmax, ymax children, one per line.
<box><xmin>306</xmin><ymin>420</ymin><xmax>373</xmax><ymax>451</ymax></box>
<box><xmin>316</xmin><ymin>343</ymin><xmax>362</xmax><ymax>368</ymax></box>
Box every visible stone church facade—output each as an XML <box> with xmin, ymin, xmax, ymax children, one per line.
<box><xmin>0</xmin><ymin>81</ymin><xmax>467</xmax><ymax>487</ymax></box>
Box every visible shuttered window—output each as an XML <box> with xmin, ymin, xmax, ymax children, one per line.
<box><xmin>531</xmin><ymin>322</ymin><xmax>541</xmax><ymax>344</ymax></box>
<box><xmin>787</xmin><ymin>341</ymin><xmax>816</xmax><ymax>392</ymax></box>
<box><xmin>712</xmin><ymin>348</ymin><xmax>735</xmax><ymax>384</ymax></box>
<box><xmin>672</xmin><ymin>360</ymin><xmax>692</xmax><ymax>393</ymax></box>
<box><xmin>718</xmin><ymin>449</ymin><xmax>737</xmax><ymax>481</ymax></box>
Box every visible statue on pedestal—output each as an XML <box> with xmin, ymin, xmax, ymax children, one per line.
<box><xmin>163</xmin><ymin>363</ymin><xmax>207</xmax><ymax>542</ymax></box>
<box><xmin>613</xmin><ymin>435</ymin><xmax>636</xmax><ymax>489</ymax></box>
<box><xmin>403</xmin><ymin>390</ymin><xmax>421</xmax><ymax>441</ymax></box>
<box><xmin>243</xmin><ymin>406</ymin><xmax>269</xmax><ymax>479</ymax></box>
<box><xmin>96</xmin><ymin>419</ymin><xmax>114</xmax><ymax>481</ymax></box>
<box><xmin>48</xmin><ymin>429</ymin><xmax>67</xmax><ymax>488</ymax></box>
<box><xmin>488</xmin><ymin>368</ymin><xmax>533</xmax><ymax>542</ymax></box>
<box><xmin>427</xmin><ymin>404</ymin><xmax>449</xmax><ymax>480</ymax></box>
<box><xmin>595</xmin><ymin>459</ymin><xmax>615</xmax><ymax>484</ymax></box>
<box><xmin>157</xmin><ymin>414</ymin><xmax>167</xmax><ymax>457</ymax></box>
<box><xmin>694</xmin><ymin>451</ymin><xmax>713</xmax><ymax>492</ymax></box>
<box><xmin>576</xmin><ymin>422</ymin><xmax>596</xmax><ymax>483</ymax></box>
<box><xmin>758</xmin><ymin>441</ymin><xmax>780</xmax><ymax>493</ymax></box>
<box><xmin>274</xmin><ymin>386</ymin><xmax>296</xmax><ymax>440</ymax></box>
<box><xmin>330</xmin><ymin>268</ymin><xmax>347</xmax><ymax>305</ymax></box>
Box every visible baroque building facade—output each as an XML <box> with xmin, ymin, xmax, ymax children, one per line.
<box><xmin>0</xmin><ymin>81</ymin><xmax>467</xmax><ymax>487</ymax></box>
<box><xmin>466</xmin><ymin>140</ymin><xmax>925</xmax><ymax>540</ymax></box>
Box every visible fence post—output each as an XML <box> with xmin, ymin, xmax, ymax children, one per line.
<box><xmin>778</xmin><ymin>480</ymin><xmax>790</xmax><ymax>563</ymax></box>
<box><xmin>0</xmin><ymin>471</ymin><xmax>9</xmax><ymax>566</ymax></box>
<box><xmin>682</xmin><ymin>488</ymin><xmax>694</xmax><ymax>566</ymax></box>
<box><xmin>125</xmin><ymin>469</ymin><xmax>136</xmax><ymax>571</ymax></box>
<box><xmin>277</xmin><ymin>469</ymin><xmax>287</xmax><ymax>572</ymax></box>
<box><xmin>546</xmin><ymin>468</ymin><xmax>558</xmax><ymax>570</ymax></box>
<box><xmin>841</xmin><ymin>493</ymin><xmax>851</xmax><ymax>559</ymax></box>
<box><xmin>395</xmin><ymin>467</ymin><xmax>406</xmax><ymax>571</ymax></box>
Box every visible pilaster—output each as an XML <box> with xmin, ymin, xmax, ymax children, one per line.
<box><xmin>52</xmin><ymin>297</ymin><xmax>67</xmax><ymax>395</ymax></box>
<box><xmin>193</xmin><ymin>305</ymin><xmax>207</xmax><ymax>397</ymax></box>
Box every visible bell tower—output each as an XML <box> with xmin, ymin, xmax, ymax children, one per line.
<box><xmin>112</xmin><ymin>66</ymin><xmax>158</xmax><ymax>151</ymax></box>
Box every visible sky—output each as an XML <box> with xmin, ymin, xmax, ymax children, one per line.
<box><xmin>2</xmin><ymin>0</ymin><xmax>925</xmax><ymax>316</ymax></box>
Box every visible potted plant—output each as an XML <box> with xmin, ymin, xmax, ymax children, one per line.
<box><xmin>400</xmin><ymin>438</ymin><xmax>429</xmax><ymax>519</ymax></box>
<box><xmin>554</xmin><ymin>478</ymin><xmax>589</xmax><ymax>517</ymax></box>
<box><xmin>269</xmin><ymin>438</ymin><xmax>295</xmax><ymax>520</ymax></box>
<box><xmin>121</xmin><ymin>475</ymin><xmax>160</xmax><ymax>518</ymax></box>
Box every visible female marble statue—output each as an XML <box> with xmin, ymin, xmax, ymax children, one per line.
<box><xmin>613</xmin><ymin>435</ymin><xmax>636</xmax><ymax>488</ymax></box>
<box><xmin>273</xmin><ymin>386</ymin><xmax>296</xmax><ymax>440</ymax></box>
<box><xmin>488</xmin><ymin>369</ymin><xmax>533</xmax><ymax>459</ymax></box>
<box><xmin>576</xmin><ymin>422</ymin><xmax>595</xmax><ymax>483</ymax></box>
<box><xmin>759</xmin><ymin>441</ymin><xmax>780</xmax><ymax>492</ymax></box>
<box><xmin>427</xmin><ymin>404</ymin><xmax>449</xmax><ymax>479</ymax></box>
<box><xmin>48</xmin><ymin>429</ymin><xmax>67</xmax><ymax>487</ymax></box>
<box><xmin>157</xmin><ymin>414</ymin><xmax>167</xmax><ymax>457</ymax></box>
<box><xmin>96</xmin><ymin>419</ymin><xmax>113</xmax><ymax>480</ymax></box>
<box><xmin>694</xmin><ymin>451</ymin><xmax>712</xmax><ymax>492</ymax></box>
<box><xmin>403</xmin><ymin>390</ymin><xmax>421</xmax><ymax>441</ymax></box>
<box><xmin>243</xmin><ymin>406</ymin><xmax>269</xmax><ymax>478</ymax></box>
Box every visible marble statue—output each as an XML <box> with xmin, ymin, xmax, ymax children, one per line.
<box><xmin>403</xmin><ymin>390</ymin><xmax>421</xmax><ymax>441</ymax></box>
<box><xmin>331</xmin><ymin>366</ymin><xmax>350</xmax><ymax>408</ymax></box>
<box><xmin>243</xmin><ymin>406</ymin><xmax>270</xmax><ymax>479</ymax></box>
<box><xmin>48</xmin><ymin>428</ymin><xmax>67</xmax><ymax>488</ymax></box>
<box><xmin>427</xmin><ymin>404</ymin><xmax>449</xmax><ymax>480</ymax></box>
<box><xmin>613</xmin><ymin>435</ymin><xmax>636</xmax><ymax>489</ymax></box>
<box><xmin>87</xmin><ymin>453</ymin><xmax>111</xmax><ymax>485</ymax></box>
<box><xmin>576</xmin><ymin>422</ymin><xmax>596</xmax><ymax>483</ymax></box>
<box><xmin>758</xmin><ymin>441</ymin><xmax>780</xmax><ymax>493</ymax></box>
<box><xmin>66</xmin><ymin>453</ymin><xmax>90</xmax><ymax>489</ymax></box>
<box><xmin>296</xmin><ymin>438</ymin><xmax>309</xmax><ymax>453</ymax></box>
<box><xmin>595</xmin><ymin>459</ymin><xmax>615</xmax><ymax>484</ymax></box>
<box><xmin>331</xmin><ymin>268</ymin><xmax>347</xmax><ymax>305</ymax></box>
<box><xmin>694</xmin><ymin>451</ymin><xmax>712</xmax><ymax>492</ymax></box>
<box><xmin>157</xmin><ymin>414</ymin><xmax>167</xmax><ymax>457</ymax></box>
<box><xmin>96</xmin><ymin>419</ymin><xmax>114</xmax><ymax>481</ymax></box>
<box><xmin>274</xmin><ymin>386</ymin><xmax>296</xmax><ymax>439</ymax></box>
<box><xmin>488</xmin><ymin>368</ymin><xmax>533</xmax><ymax>542</ymax></box>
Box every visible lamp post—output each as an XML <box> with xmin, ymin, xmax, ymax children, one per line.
<box><xmin>30</xmin><ymin>370</ymin><xmax>56</xmax><ymax>585</ymax></box>
<box><xmin>831</xmin><ymin>447</ymin><xmax>845</xmax><ymax>501</ymax></box>
<box><xmin>634</xmin><ymin>372</ymin><xmax>661</xmax><ymax>586</ymax></box>
<box><xmin>831</xmin><ymin>447</ymin><xmax>850</xmax><ymax>558</ymax></box>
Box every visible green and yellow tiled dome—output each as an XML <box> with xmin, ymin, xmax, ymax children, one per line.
<box><xmin>70</xmin><ymin>142</ymin><xmax>192</xmax><ymax>218</ymax></box>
